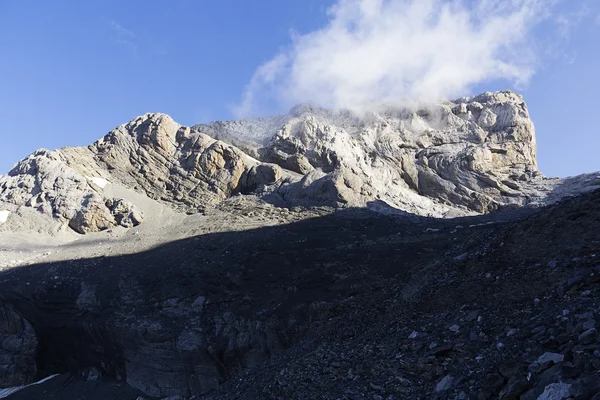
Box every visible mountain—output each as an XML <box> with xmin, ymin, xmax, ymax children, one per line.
<box><xmin>1</xmin><ymin>90</ymin><xmax>599</xmax><ymax>238</ymax></box>
<box><xmin>0</xmin><ymin>91</ymin><xmax>599</xmax><ymax>399</ymax></box>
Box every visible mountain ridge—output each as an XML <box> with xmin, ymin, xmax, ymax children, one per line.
<box><xmin>1</xmin><ymin>90</ymin><xmax>599</xmax><ymax>236</ymax></box>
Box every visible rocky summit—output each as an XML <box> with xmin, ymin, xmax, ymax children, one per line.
<box><xmin>0</xmin><ymin>91</ymin><xmax>599</xmax><ymax>399</ymax></box>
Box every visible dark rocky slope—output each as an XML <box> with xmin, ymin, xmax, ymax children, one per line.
<box><xmin>0</xmin><ymin>189</ymin><xmax>599</xmax><ymax>399</ymax></box>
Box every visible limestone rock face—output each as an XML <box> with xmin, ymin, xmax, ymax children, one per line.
<box><xmin>67</xmin><ymin>198</ymin><xmax>143</xmax><ymax>234</ymax></box>
<box><xmin>261</xmin><ymin>91</ymin><xmax>540</xmax><ymax>214</ymax></box>
<box><xmin>64</xmin><ymin>113</ymin><xmax>273</xmax><ymax>213</ymax></box>
<box><xmin>0</xmin><ymin>150</ymin><xmax>147</xmax><ymax>234</ymax></box>
<box><xmin>0</xmin><ymin>114</ymin><xmax>284</xmax><ymax>233</ymax></box>
<box><xmin>0</xmin><ymin>149</ymin><xmax>95</xmax><ymax>220</ymax></box>
<box><xmin>197</xmin><ymin>90</ymin><xmax>598</xmax><ymax>215</ymax></box>
<box><xmin>1</xmin><ymin>91</ymin><xmax>599</xmax><ymax>233</ymax></box>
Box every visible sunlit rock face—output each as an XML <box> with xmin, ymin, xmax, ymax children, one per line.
<box><xmin>2</xmin><ymin>90</ymin><xmax>600</xmax><ymax>234</ymax></box>
<box><xmin>197</xmin><ymin>90</ymin><xmax>598</xmax><ymax>216</ymax></box>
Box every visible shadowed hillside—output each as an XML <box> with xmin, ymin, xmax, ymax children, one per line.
<box><xmin>0</xmin><ymin>190</ymin><xmax>599</xmax><ymax>398</ymax></box>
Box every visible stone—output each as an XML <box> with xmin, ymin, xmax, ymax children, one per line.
<box><xmin>536</xmin><ymin>383</ymin><xmax>571</xmax><ymax>400</ymax></box>
<box><xmin>0</xmin><ymin>114</ymin><xmax>285</xmax><ymax>233</ymax></box>
<box><xmin>435</xmin><ymin>375</ymin><xmax>454</xmax><ymax>392</ymax></box>
<box><xmin>499</xmin><ymin>376</ymin><xmax>529</xmax><ymax>399</ymax></box>
<box><xmin>536</xmin><ymin>353</ymin><xmax>564</xmax><ymax>365</ymax></box>
<box><xmin>194</xmin><ymin>90</ymin><xmax>600</xmax><ymax>215</ymax></box>
<box><xmin>241</xmin><ymin>164</ymin><xmax>283</xmax><ymax>193</ymax></box>
<box><xmin>0</xmin><ymin>90</ymin><xmax>599</xmax><ymax>400</ymax></box>
<box><xmin>578</xmin><ymin>328</ymin><xmax>597</xmax><ymax>345</ymax></box>
<box><xmin>83</xmin><ymin>367</ymin><xmax>100</xmax><ymax>381</ymax></box>
<box><xmin>68</xmin><ymin>199</ymin><xmax>115</xmax><ymax>234</ymax></box>
<box><xmin>507</xmin><ymin>328</ymin><xmax>519</xmax><ymax>337</ymax></box>
<box><xmin>105</xmin><ymin>198</ymin><xmax>144</xmax><ymax>228</ymax></box>
<box><xmin>465</xmin><ymin>311</ymin><xmax>479</xmax><ymax>322</ymax></box>
<box><xmin>582</xmin><ymin>320</ymin><xmax>596</xmax><ymax>331</ymax></box>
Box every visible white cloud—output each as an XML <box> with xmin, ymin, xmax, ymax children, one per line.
<box><xmin>234</xmin><ymin>54</ymin><xmax>289</xmax><ymax>118</ymax></box>
<box><xmin>554</xmin><ymin>4</ymin><xmax>590</xmax><ymax>38</ymax></box>
<box><xmin>236</xmin><ymin>0</ymin><xmax>558</xmax><ymax>117</ymax></box>
<box><xmin>110</xmin><ymin>21</ymin><xmax>138</xmax><ymax>55</ymax></box>
<box><xmin>111</xmin><ymin>21</ymin><xmax>135</xmax><ymax>39</ymax></box>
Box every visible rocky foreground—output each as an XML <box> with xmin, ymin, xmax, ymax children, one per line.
<box><xmin>0</xmin><ymin>189</ymin><xmax>599</xmax><ymax>399</ymax></box>
<box><xmin>0</xmin><ymin>91</ymin><xmax>599</xmax><ymax>399</ymax></box>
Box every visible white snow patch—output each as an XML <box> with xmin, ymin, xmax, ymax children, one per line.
<box><xmin>87</xmin><ymin>176</ymin><xmax>109</xmax><ymax>189</ymax></box>
<box><xmin>0</xmin><ymin>211</ymin><xmax>10</xmax><ymax>225</ymax></box>
<box><xmin>0</xmin><ymin>374</ymin><xmax>59</xmax><ymax>398</ymax></box>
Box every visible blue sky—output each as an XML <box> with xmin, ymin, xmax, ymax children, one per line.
<box><xmin>0</xmin><ymin>0</ymin><xmax>598</xmax><ymax>177</ymax></box>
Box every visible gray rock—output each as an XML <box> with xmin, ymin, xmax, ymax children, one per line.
<box><xmin>536</xmin><ymin>352</ymin><xmax>564</xmax><ymax>365</ymax></box>
<box><xmin>582</xmin><ymin>319</ymin><xmax>596</xmax><ymax>331</ymax></box>
<box><xmin>507</xmin><ymin>328</ymin><xmax>519</xmax><ymax>337</ymax></box>
<box><xmin>465</xmin><ymin>311</ymin><xmax>479</xmax><ymax>322</ymax></box>
<box><xmin>578</xmin><ymin>328</ymin><xmax>597</xmax><ymax>345</ymax></box>
<box><xmin>69</xmin><ymin>199</ymin><xmax>115</xmax><ymax>234</ymax></box>
<box><xmin>241</xmin><ymin>164</ymin><xmax>283</xmax><ymax>193</ymax></box>
<box><xmin>499</xmin><ymin>376</ymin><xmax>528</xmax><ymax>399</ymax></box>
<box><xmin>536</xmin><ymin>383</ymin><xmax>571</xmax><ymax>400</ymax></box>
<box><xmin>435</xmin><ymin>375</ymin><xmax>454</xmax><ymax>392</ymax></box>
<box><xmin>0</xmin><ymin>114</ymin><xmax>284</xmax><ymax>233</ymax></box>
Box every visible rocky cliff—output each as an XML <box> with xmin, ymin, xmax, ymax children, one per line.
<box><xmin>199</xmin><ymin>90</ymin><xmax>545</xmax><ymax>215</ymax></box>
<box><xmin>1</xmin><ymin>90</ymin><xmax>599</xmax><ymax>234</ymax></box>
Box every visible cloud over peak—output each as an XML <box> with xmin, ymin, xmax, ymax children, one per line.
<box><xmin>235</xmin><ymin>0</ymin><xmax>556</xmax><ymax>117</ymax></box>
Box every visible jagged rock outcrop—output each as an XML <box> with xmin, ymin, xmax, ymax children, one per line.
<box><xmin>0</xmin><ymin>150</ymin><xmax>145</xmax><ymax>234</ymax></box>
<box><xmin>68</xmin><ymin>198</ymin><xmax>143</xmax><ymax>234</ymax></box>
<box><xmin>62</xmin><ymin>113</ymin><xmax>290</xmax><ymax>213</ymax></box>
<box><xmin>1</xmin><ymin>91</ymin><xmax>599</xmax><ymax>234</ymax></box>
<box><xmin>198</xmin><ymin>91</ymin><xmax>598</xmax><ymax>215</ymax></box>
<box><xmin>0</xmin><ymin>114</ymin><xmax>284</xmax><ymax>233</ymax></box>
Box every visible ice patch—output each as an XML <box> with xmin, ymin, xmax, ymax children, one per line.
<box><xmin>0</xmin><ymin>210</ymin><xmax>9</xmax><ymax>225</ymax></box>
<box><xmin>0</xmin><ymin>374</ymin><xmax>59</xmax><ymax>398</ymax></box>
<box><xmin>87</xmin><ymin>176</ymin><xmax>109</xmax><ymax>189</ymax></box>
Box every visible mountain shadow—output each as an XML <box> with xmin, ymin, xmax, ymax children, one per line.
<box><xmin>1</xmin><ymin>191</ymin><xmax>599</xmax><ymax>399</ymax></box>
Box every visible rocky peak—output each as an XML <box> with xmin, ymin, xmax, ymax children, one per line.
<box><xmin>256</xmin><ymin>90</ymin><xmax>544</xmax><ymax>215</ymax></box>
<box><xmin>1</xmin><ymin>90</ymin><xmax>599</xmax><ymax>234</ymax></box>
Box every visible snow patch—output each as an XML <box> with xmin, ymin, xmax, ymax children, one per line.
<box><xmin>0</xmin><ymin>374</ymin><xmax>59</xmax><ymax>398</ymax></box>
<box><xmin>0</xmin><ymin>210</ymin><xmax>9</xmax><ymax>225</ymax></box>
<box><xmin>87</xmin><ymin>176</ymin><xmax>109</xmax><ymax>189</ymax></box>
